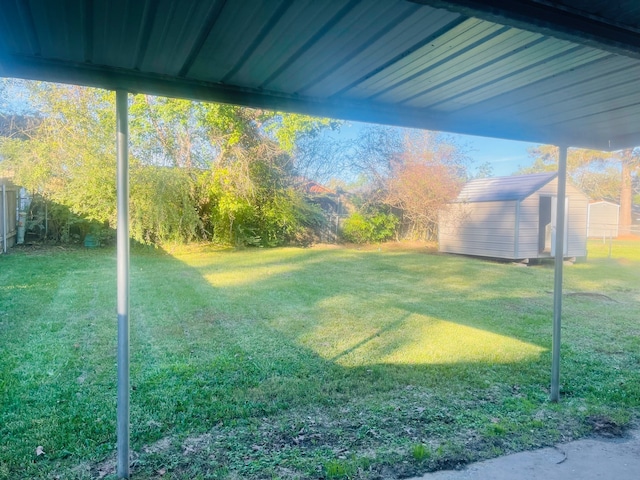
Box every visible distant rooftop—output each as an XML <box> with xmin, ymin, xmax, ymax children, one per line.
<box><xmin>455</xmin><ymin>172</ymin><xmax>557</xmax><ymax>203</ymax></box>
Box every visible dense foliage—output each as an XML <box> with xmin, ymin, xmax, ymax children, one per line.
<box><xmin>340</xmin><ymin>128</ymin><xmax>468</xmax><ymax>241</ymax></box>
<box><xmin>0</xmin><ymin>81</ymin><xmax>331</xmax><ymax>246</ymax></box>
<box><xmin>342</xmin><ymin>210</ymin><xmax>398</xmax><ymax>244</ymax></box>
<box><xmin>0</xmin><ymin>80</ymin><xmax>474</xmax><ymax>246</ymax></box>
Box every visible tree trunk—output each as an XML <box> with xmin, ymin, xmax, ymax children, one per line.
<box><xmin>619</xmin><ymin>160</ymin><xmax>632</xmax><ymax>236</ymax></box>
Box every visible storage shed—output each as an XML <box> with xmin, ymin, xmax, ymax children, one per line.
<box><xmin>587</xmin><ymin>201</ymin><xmax>619</xmax><ymax>238</ymax></box>
<box><xmin>439</xmin><ymin>173</ymin><xmax>588</xmax><ymax>260</ymax></box>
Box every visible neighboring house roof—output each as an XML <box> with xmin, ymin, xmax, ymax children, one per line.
<box><xmin>295</xmin><ymin>179</ymin><xmax>336</xmax><ymax>195</ymax></box>
<box><xmin>589</xmin><ymin>200</ymin><xmax>620</xmax><ymax>207</ymax></box>
<box><xmin>305</xmin><ymin>182</ymin><xmax>334</xmax><ymax>195</ymax></box>
<box><xmin>456</xmin><ymin>172</ymin><xmax>558</xmax><ymax>203</ymax></box>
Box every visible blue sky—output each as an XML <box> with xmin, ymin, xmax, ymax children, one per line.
<box><xmin>456</xmin><ymin>133</ymin><xmax>540</xmax><ymax>176</ymax></box>
<box><xmin>339</xmin><ymin>121</ymin><xmax>541</xmax><ymax>178</ymax></box>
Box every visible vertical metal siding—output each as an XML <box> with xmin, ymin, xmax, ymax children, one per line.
<box><xmin>587</xmin><ymin>202</ymin><xmax>620</xmax><ymax>238</ymax></box>
<box><xmin>268</xmin><ymin>1</ymin><xmax>418</xmax><ymax>94</ymax></box>
<box><xmin>439</xmin><ymin>201</ymin><xmax>519</xmax><ymax>258</ymax></box>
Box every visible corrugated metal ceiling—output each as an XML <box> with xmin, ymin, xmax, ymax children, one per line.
<box><xmin>1</xmin><ymin>0</ymin><xmax>640</xmax><ymax>151</ymax></box>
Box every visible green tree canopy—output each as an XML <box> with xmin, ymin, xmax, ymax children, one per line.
<box><xmin>0</xmin><ymin>81</ymin><xmax>334</xmax><ymax>246</ymax></box>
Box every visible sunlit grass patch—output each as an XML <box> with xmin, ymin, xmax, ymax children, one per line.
<box><xmin>586</xmin><ymin>238</ymin><xmax>640</xmax><ymax>261</ymax></box>
<box><xmin>380</xmin><ymin>316</ymin><xmax>545</xmax><ymax>365</ymax></box>
<box><xmin>302</xmin><ymin>307</ymin><xmax>545</xmax><ymax>367</ymax></box>
<box><xmin>202</xmin><ymin>262</ymin><xmax>300</xmax><ymax>287</ymax></box>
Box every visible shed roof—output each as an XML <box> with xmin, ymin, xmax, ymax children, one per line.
<box><xmin>1</xmin><ymin>1</ymin><xmax>640</xmax><ymax>150</ymax></box>
<box><xmin>456</xmin><ymin>172</ymin><xmax>557</xmax><ymax>203</ymax></box>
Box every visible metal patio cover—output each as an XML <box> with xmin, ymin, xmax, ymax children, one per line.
<box><xmin>1</xmin><ymin>0</ymin><xmax>640</xmax><ymax>151</ymax></box>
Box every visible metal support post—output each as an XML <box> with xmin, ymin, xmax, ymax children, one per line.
<box><xmin>116</xmin><ymin>89</ymin><xmax>130</xmax><ymax>478</ymax></box>
<box><xmin>550</xmin><ymin>145</ymin><xmax>568</xmax><ymax>402</ymax></box>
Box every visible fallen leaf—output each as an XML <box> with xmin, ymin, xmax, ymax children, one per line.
<box><xmin>36</xmin><ymin>446</ymin><xmax>45</xmax><ymax>456</ymax></box>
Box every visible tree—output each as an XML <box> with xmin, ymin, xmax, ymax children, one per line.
<box><xmin>1</xmin><ymin>84</ymin><xmax>118</xmax><ymax>225</ymax></box>
<box><xmin>129</xmin><ymin>95</ymin><xmax>209</xmax><ymax>169</ymax></box>
<box><xmin>346</xmin><ymin>126</ymin><xmax>403</xmax><ymax>185</ymax></box>
<box><xmin>1</xmin><ymin>80</ymin><xmax>337</xmax><ymax>246</ymax></box>
<box><xmin>618</xmin><ymin>149</ymin><xmax>640</xmax><ymax>235</ymax></box>
<box><xmin>264</xmin><ymin>112</ymin><xmax>341</xmax><ymax>155</ymax></box>
<box><xmin>524</xmin><ymin>145</ymin><xmax>639</xmax><ymax>234</ymax></box>
<box><xmin>382</xmin><ymin>130</ymin><xmax>466</xmax><ymax>239</ymax></box>
<box><xmin>472</xmin><ymin>161</ymin><xmax>493</xmax><ymax>179</ymax></box>
<box><xmin>287</xmin><ymin>129</ymin><xmax>350</xmax><ymax>184</ymax></box>
<box><xmin>522</xmin><ymin>145</ymin><xmax>620</xmax><ymax>199</ymax></box>
<box><xmin>337</xmin><ymin>128</ymin><xmax>467</xmax><ymax>241</ymax></box>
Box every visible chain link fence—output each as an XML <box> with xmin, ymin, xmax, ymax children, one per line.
<box><xmin>588</xmin><ymin>224</ymin><xmax>640</xmax><ymax>259</ymax></box>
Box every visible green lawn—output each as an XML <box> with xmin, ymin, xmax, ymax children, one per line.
<box><xmin>1</xmin><ymin>240</ymin><xmax>639</xmax><ymax>479</ymax></box>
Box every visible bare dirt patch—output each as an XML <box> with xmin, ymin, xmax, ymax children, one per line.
<box><xmin>143</xmin><ymin>437</ymin><xmax>173</xmax><ymax>454</ymax></box>
<box><xmin>7</xmin><ymin>243</ymin><xmax>85</xmax><ymax>256</ymax></box>
<box><xmin>182</xmin><ymin>433</ymin><xmax>213</xmax><ymax>455</ymax></box>
<box><xmin>564</xmin><ymin>291</ymin><xmax>618</xmax><ymax>302</ymax></box>
<box><xmin>586</xmin><ymin>415</ymin><xmax>628</xmax><ymax>438</ymax></box>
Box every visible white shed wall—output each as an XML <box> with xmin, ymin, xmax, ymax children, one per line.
<box><xmin>439</xmin><ymin>201</ymin><xmax>517</xmax><ymax>258</ymax></box>
<box><xmin>587</xmin><ymin>202</ymin><xmax>619</xmax><ymax>238</ymax></box>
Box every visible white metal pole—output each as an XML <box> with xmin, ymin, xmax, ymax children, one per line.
<box><xmin>550</xmin><ymin>145</ymin><xmax>568</xmax><ymax>402</ymax></box>
<box><xmin>116</xmin><ymin>89</ymin><xmax>130</xmax><ymax>478</ymax></box>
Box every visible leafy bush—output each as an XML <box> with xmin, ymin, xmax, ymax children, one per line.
<box><xmin>342</xmin><ymin>211</ymin><xmax>398</xmax><ymax>243</ymax></box>
<box><xmin>1</xmin><ymin>83</ymin><xmax>339</xmax><ymax>248</ymax></box>
<box><xmin>207</xmin><ymin>159</ymin><xmax>327</xmax><ymax>247</ymax></box>
<box><xmin>129</xmin><ymin>166</ymin><xmax>203</xmax><ymax>245</ymax></box>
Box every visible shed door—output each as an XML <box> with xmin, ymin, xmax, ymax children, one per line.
<box><xmin>539</xmin><ymin>196</ymin><xmax>568</xmax><ymax>256</ymax></box>
<box><xmin>550</xmin><ymin>197</ymin><xmax>568</xmax><ymax>257</ymax></box>
<box><xmin>538</xmin><ymin>197</ymin><xmax>552</xmax><ymax>253</ymax></box>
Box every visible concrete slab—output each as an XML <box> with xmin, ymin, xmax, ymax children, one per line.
<box><xmin>410</xmin><ymin>429</ymin><xmax>640</xmax><ymax>480</ymax></box>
